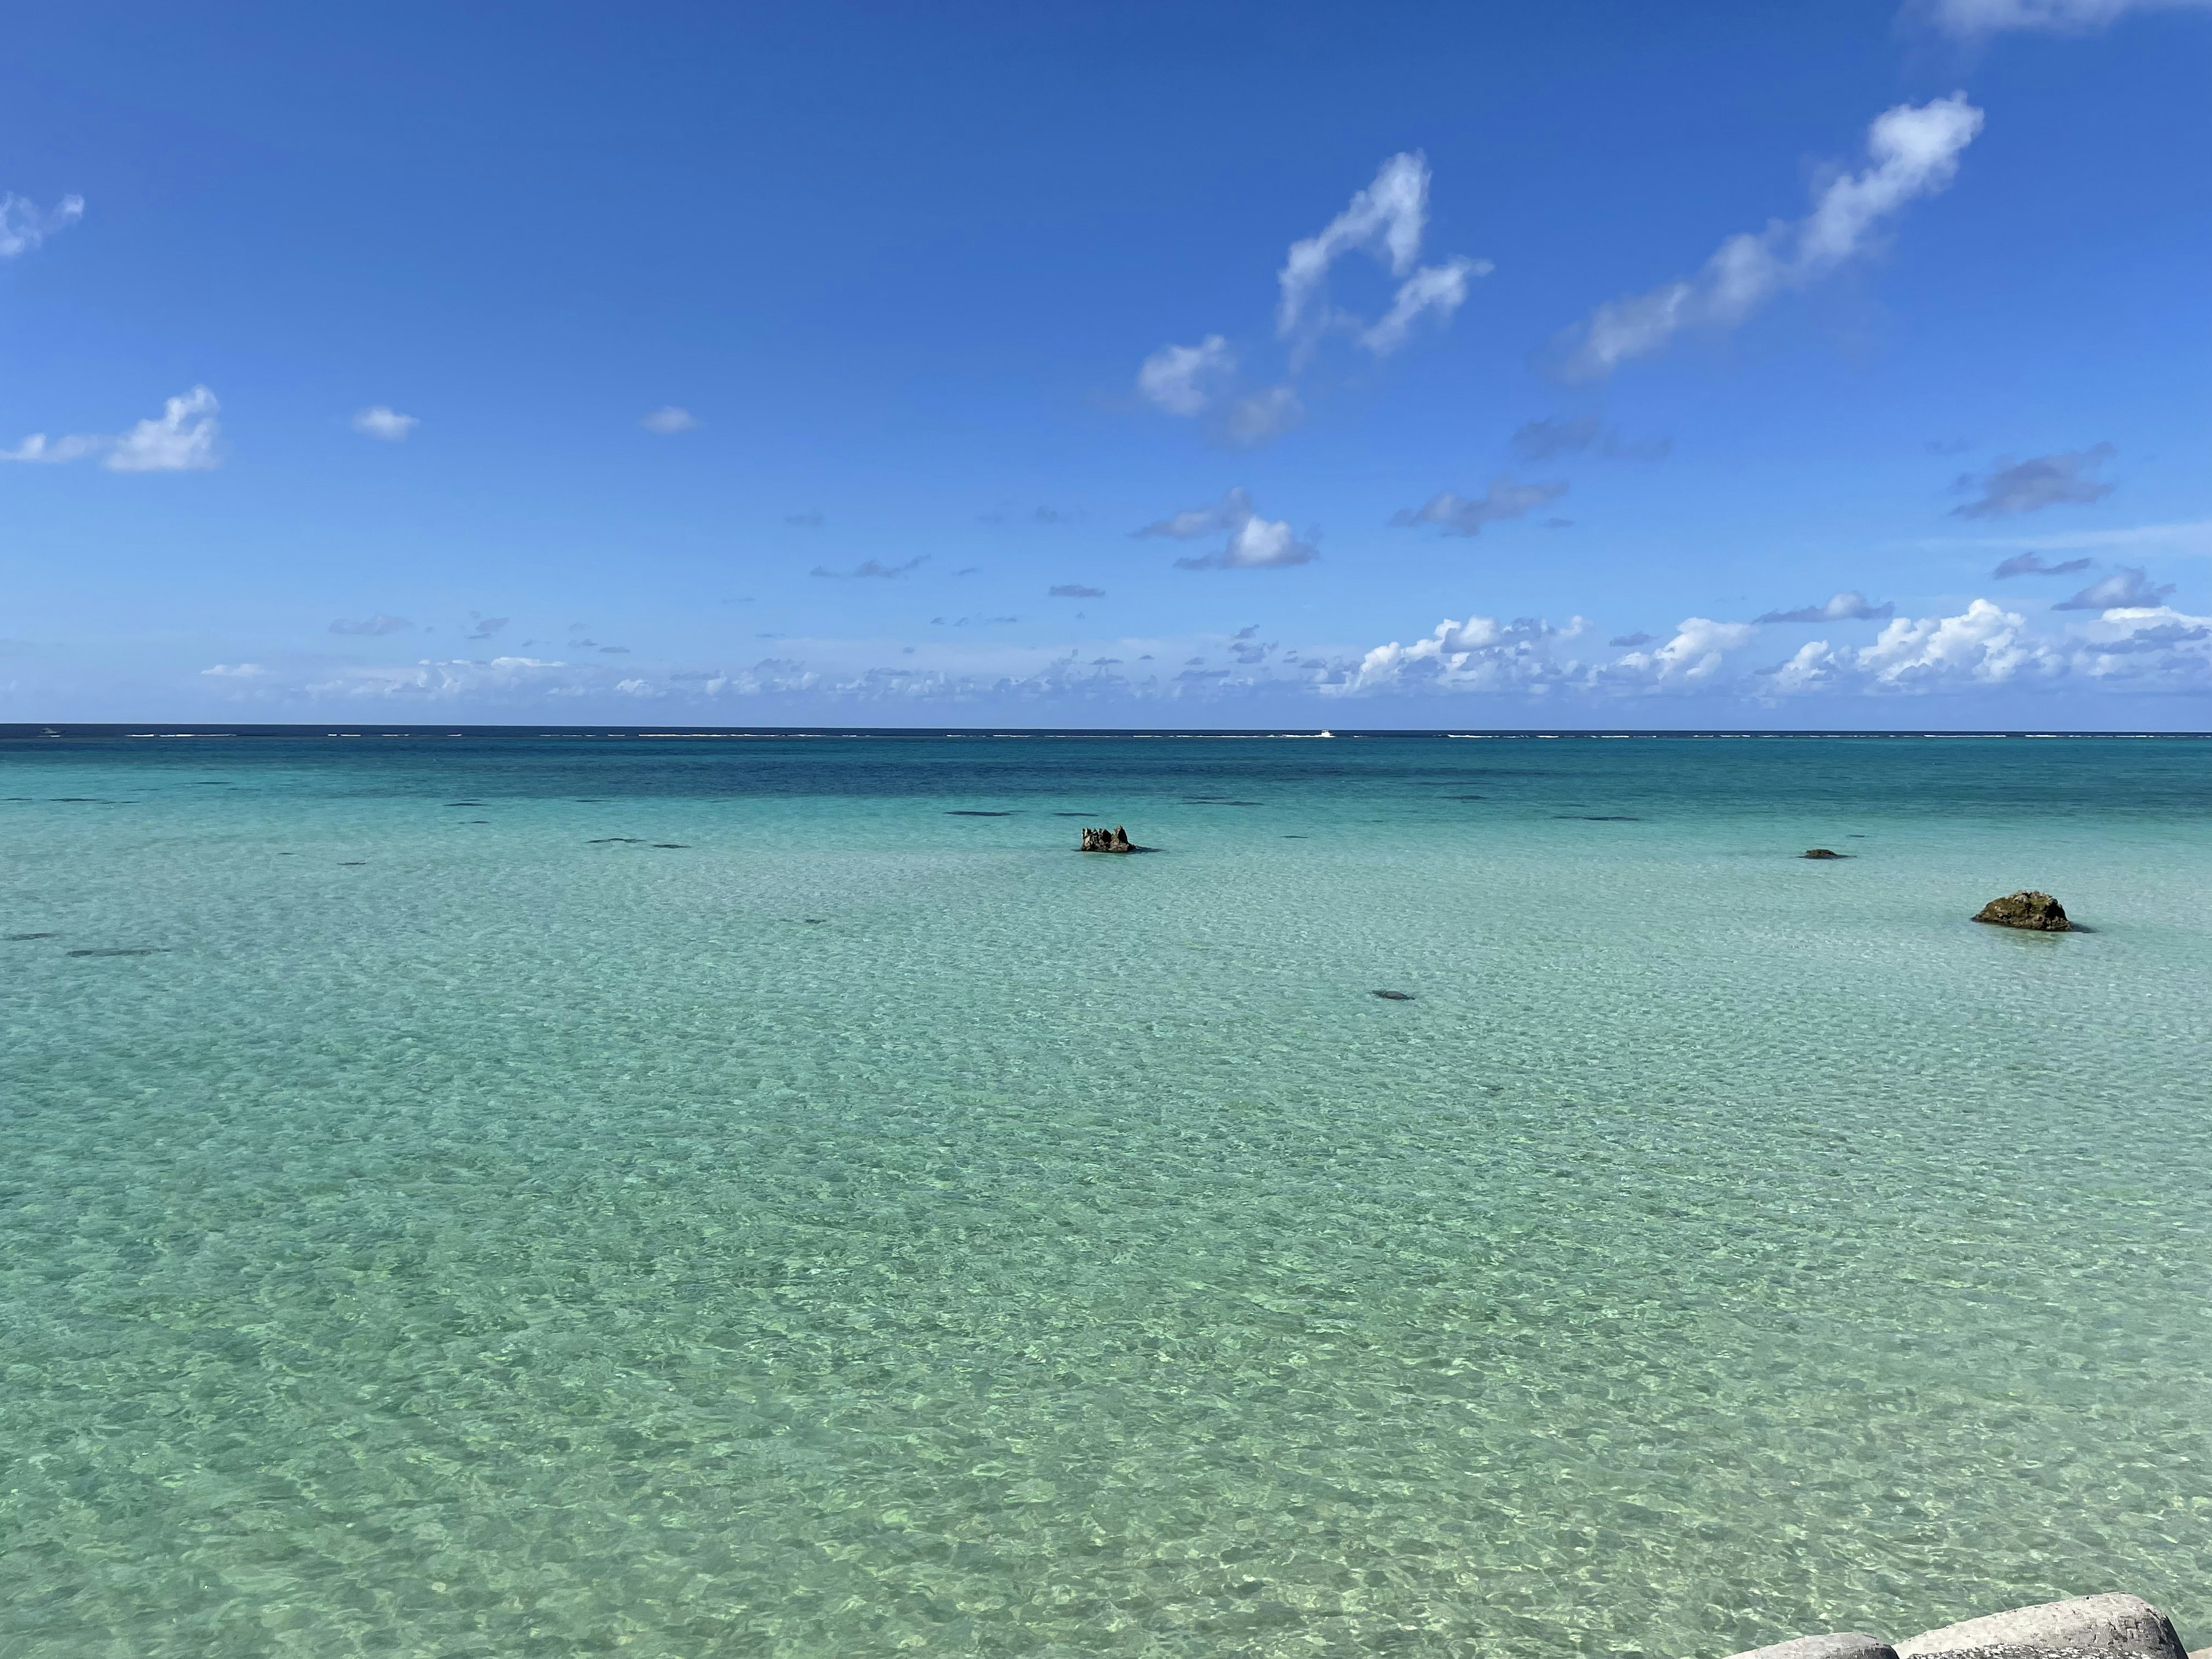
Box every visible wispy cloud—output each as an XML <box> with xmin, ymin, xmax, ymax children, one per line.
<box><xmin>1551</xmin><ymin>95</ymin><xmax>1983</xmax><ymax>380</ymax></box>
<box><xmin>641</xmin><ymin>407</ymin><xmax>698</xmax><ymax>433</ymax></box>
<box><xmin>351</xmin><ymin>406</ymin><xmax>418</xmax><ymax>441</ymax></box>
<box><xmin>1952</xmin><ymin>444</ymin><xmax>2115</xmax><ymax>517</ymax></box>
<box><xmin>1756</xmin><ymin>590</ymin><xmax>1895</xmax><ymax>623</ymax></box>
<box><xmin>1918</xmin><ymin>0</ymin><xmax>2212</xmax><ymax>36</ymax></box>
<box><xmin>2</xmin><ymin>387</ymin><xmax>223</xmax><ymax>472</ymax></box>
<box><xmin>786</xmin><ymin>510</ymin><xmax>825</xmax><ymax>527</ymax></box>
<box><xmin>1134</xmin><ymin>153</ymin><xmax>1486</xmax><ymax>446</ymax></box>
<box><xmin>1137</xmin><ymin>335</ymin><xmax>1234</xmax><ymax>418</ymax></box>
<box><xmin>330</xmin><ymin>614</ymin><xmax>412</xmax><ymax>636</ymax></box>
<box><xmin>1389</xmin><ymin>476</ymin><xmax>1567</xmax><ymax>537</ymax></box>
<box><xmin>1277</xmin><ymin>154</ymin><xmax>1487</xmax><ymax>355</ymax></box>
<box><xmin>468</xmin><ymin>616</ymin><xmax>509</xmax><ymax>640</ymax></box>
<box><xmin>2053</xmin><ymin>566</ymin><xmax>2173</xmax><ymax>610</ymax></box>
<box><xmin>812</xmin><ymin>556</ymin><xmax>927</xmax><ymax>579</ymax></box>
<box><xmin>0</xmin><ymin>192</ymin><xmax>84</xmax><ymax>259</ymax></box>
<box><xmin>1993</xmin><ymin>551</ymin><xmax>2094</xmax><ymax>578</ymax></box>
<box><xmin>1135</xmin><ymin>487</ymin><xmax>1317</xmax><ymax>570</ymax></box>
<box><xmin>1912</xmin><ymin>519</ymin><xmax>2212</xmax><ymax>558</ymax></box>
<box><xmin>1048</xmin><ymin>584</ymin><xmax>1105</xmax><ymax>598</ymax></box>
<box><xmin>1510</xmin><ymin>415</ymin><xmax>1672</xmax><ymax>463</ymax></box>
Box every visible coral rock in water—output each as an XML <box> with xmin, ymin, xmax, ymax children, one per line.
<box><xmin>1080</xmin><ymin>825</ymin><xmax>1134</xmax><ymax>853</ymax></box>
<box><xmin>1972</xmin><ymin>890</ymin><xmax>2070</xmax><ymax>931</ymax></box>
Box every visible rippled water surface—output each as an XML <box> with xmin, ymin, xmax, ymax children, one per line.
<box><xmin>3</xmin><ymin>731</ymin><xmax>2209</xmax><ymax>1659</ymax></box>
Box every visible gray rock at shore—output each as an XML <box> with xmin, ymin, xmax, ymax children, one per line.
<box><xmin>1972</xmin><ymin>890</ymin><xmax>2071</xmax><ymax>931</ymax></box>
<box><xmin>1802</xmin><ymin>849</ymin><xmax>1846</xmax><ymax>859</ymax></box>
<box><xmin>1080</xmin><ymin>825</ymin><xmax>1135</xmax><ymax>854</ymax></box>
<box><xmin>1897</xmin><ymin>1596</ymin><xmax>2184</xmax><ymax>1659</ymax></box>
<box><xmin>1727</xmin><ymin>1634</ymin><xmax>1897</xmax><ymax>1659</ymax></box>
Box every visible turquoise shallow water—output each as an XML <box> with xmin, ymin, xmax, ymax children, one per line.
<box><xmin>3</xmin><ymin>731</ymin><xmax>2209</xmax><ymax>1659</ymax></box>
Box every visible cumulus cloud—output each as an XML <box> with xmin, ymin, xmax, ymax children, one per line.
<box><xmin>1049</xmin><ymin>584</ymin><xmax>1105</xmax><ymax>598</ymax></box>
<box><xmin>1135</xmin><ymin>487</ymin><xmax>1317</xmax><ymax>570</ymax></box>
<box><xmin>1768</xmin><ymin>599</ymin><xmax>2061</xmax><ymax>692</ymax></box>
<box><xmin>1137</xmin><ymin>335</ymin><xmax>1235</xmax><ymax>418</ymax></box>
<box><xmin>1994</xmin><ymin>550</ymin><xmax>2094</xmax><ymax>577</ymax></box>
<box><xmin>3</xmin><ymin>387</ymin><xmax>222</xmax><ymax>472</ymax></box>
<box><xmin>1755</xmin><ymin>590</ymin><xmax>1896</xmax><ymax>623</ymax></box>
<box><xmin>1553</xmin><ymin>95</ymin><xmax>1983</xmax><ymax>380</ymax></box>
<box><xmin>330</xmin><ymin>614</ymin><xmax>413</xmax><ymax>636</ymax></box>
<box><xmin>1602</xmin><ymin>618</ymin><xmax>1760</xmax><ymax>686</ymax></box>
<box><xmin>1336</xmin><ymin>613</ymin><xmax>1584</xmax><ymax>695</ymax></box>
<box><xmin>351</xmin><ymin>406</ymin><xmax>418</xmax><ymax>441</ymax></box>
<box><xmin>0</xmin><ymin>192</ymin><xmax>84</xmax><ymax>259</ymax></box>
<box><xmin>813</xmin><ymin>556</ymin><xmax>927</xmax><ymax>579</ymax></box>
<box><xmin>1920</xmin><ymin>0</ymin><xmax>2212</xmax><ymax>34</ymax></box>
<box><xmin>1953</xmin><ymin>444</ymin><xmax>2115</xmax><ymax>517</ymax></box>
<box><xmin>2052</xmin><ymin>566</ymin><xmax>2173</xmax><ymax>610</ymax></box>
<box><xmin>1510</xmin><ymin>415</ymin><xmax>1673</xmax><ymax>463</ymax></box>
<box><xmin>1389</xmin><ymin>476</ymin><xmax>1567</xmax><ymax>537</ymax></box>
<box><xmin>641</xmin><ymin>407</ymin><xmax>698</xmax><ymax>433</ymax></box>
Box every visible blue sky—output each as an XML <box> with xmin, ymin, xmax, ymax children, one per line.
<box><xmin>3</xmin><ymin>0</ymin><xmax>2209</xmax><ymax>726</ymax></box>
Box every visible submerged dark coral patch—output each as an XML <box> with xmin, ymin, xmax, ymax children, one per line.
<box><xmin>6</xmin><ymin>931</ymin><xmax>62</xmax><ymax>940</ymax></box>
<box><xmin>68</xmin><ymin>948</ymin><xmax>163</xmax><ymax>958</ymax></box>
<box><xmin>1370</xmin><ymin>989</ymin><xmax>1415</xmax><ymax>1001</ymax></box>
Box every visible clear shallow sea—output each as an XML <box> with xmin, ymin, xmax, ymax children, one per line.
<box><xmin>2</xmin><ymin>729</ymin><xmax>2209</xmax><ymax>1659</ymax></box>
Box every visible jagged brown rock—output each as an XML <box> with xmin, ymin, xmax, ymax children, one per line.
<box><xmin>1079</xmin><ymin>825</ymin><xmax>1134</xmax><ymax>853</ymax></box>
<box><xmin>1972</xmin><ymin>890</ymin><xmax>2070</xmax><ymax>931</ymax></box>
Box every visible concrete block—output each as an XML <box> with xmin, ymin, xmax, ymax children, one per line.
<box><xmin>1896</xmin><ymin>1596</ymin><xmax>2184</xmax><ymax>1659</ymax></box>
<box><xmin>1726</xmin><ymin>1635</ymin><xmax>1898</xmax><ymax>1659</ymax></box>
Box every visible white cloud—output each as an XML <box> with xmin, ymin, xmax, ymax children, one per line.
<box><xmin>1389</xmin><ymin>476</ymin><xmax>1568</xmax><ymax>537</ymax></box>
<box><xmin>1601</xmin><ymin>618</ymin><xmax>1759</xmax><ymax>686</ymax></box>
<box><xmin>1135</xmin><ymin>154</ymin><xmax>1486</xmax><ymax>444</ymax></box>
<box><xmin>1136</xmin><ymin>335</ymin><xmax>1234</xmax><ymax>417</ymax></box>
<box><xmin>641</xmin><ymin>406</ymin><xmax>698</xmax><ymax>433</ymax></box>
<box><xmin>3</xmin><ymin>387</ymin><xmax>222</xmax><ymax>472</ymax></box>
<box><xmin>1335</xmin><ymin>612</ymin><xmax>1589</xmax><ymax>696</ymax></box>
<box><xmin>1360</xmin><ymin>256</ymin><xmax>1486</xmax><ymax>354</ymax></box>
<box><xmin>1770</xmin><ymin>599</ymin><xmax>2061</xmax><ymax>691</ymax></box>
<box><xmin>1134</xmin><ymin>486</ymin><xmax>1317</xmax><ymax>570</ymax></box>
<box><xmin>0</xmin><ymin>434</ymin><xmax>103</xmax><ymax>464</ymax></box>
<box><xmin>1922</xmin><ymin>0</ymin><xmax>2212</xmax><ymax>35</ymax></box>
<box><xmin>0</xmin><ymin>192</ymin><xmax>84</xmax><ymax>259</ymax></box>
<box><xmin>108</xmin><ymin>387</ymin><xmax>222</xmax><ymax>472</ymax></box>
<box><xmin>1555</xmin><ymin>94</ymin><xmax>1983</xmax><ymax>380</ymax></box>
<box><xmin>1279</xmin><ymin>154</ymin><xmax>1427</xmax><ymax>339</ymax></box>
<box><xmin>351</xmin><ymin>406</ymin><xmax>418</xmax><ymax>441</ymax></box>
<box><xmin>1276</xmin><ymin>153</ymin><xmax>1490</xmax><ymax>357</ymax></box>
<box><xmin>1340</xmin><ymin>594</ymin><xmax>2212</xmax><ymax>700</ymax></box>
